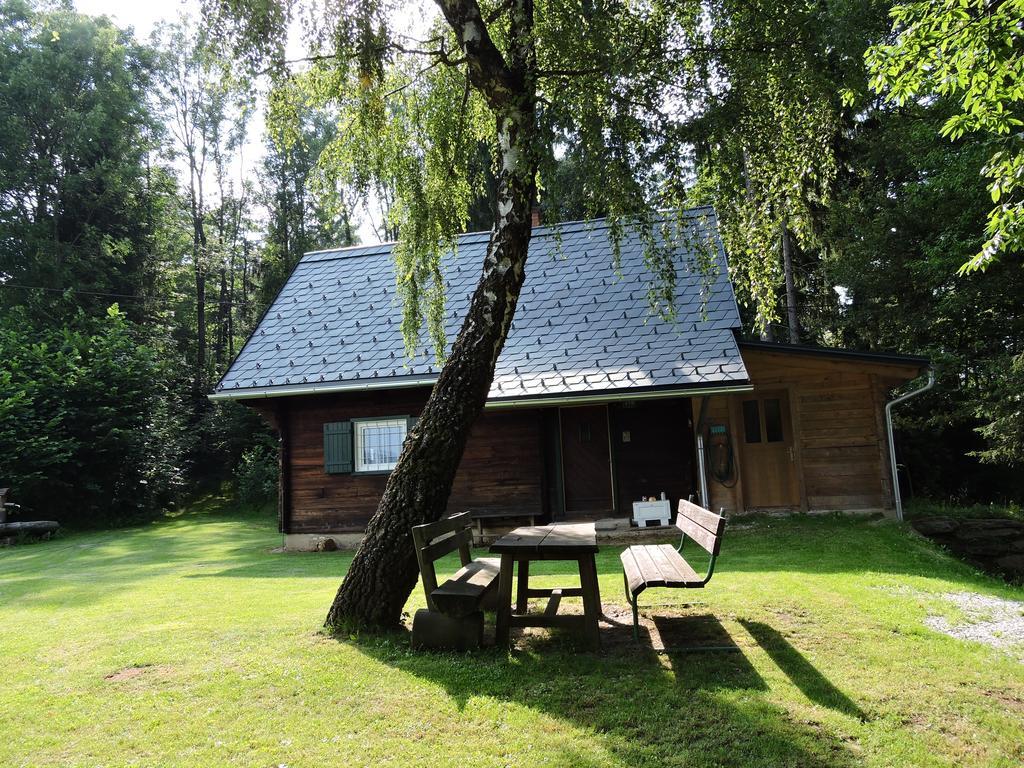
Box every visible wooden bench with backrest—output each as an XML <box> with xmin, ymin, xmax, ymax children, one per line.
<box><xmin>410</xmin><ymin>511</ymin><xmax>501</xmax><ymax>650</ymax></box>
<box><xmin>620</xmin><ymin>498</ymin><xmax>727</xmax><ymax>641</ymax></box>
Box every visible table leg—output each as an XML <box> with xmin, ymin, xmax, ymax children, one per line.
<box><xmin>516</xmin><ymin>559</ymin><xmax>530</xmax><ymax>614</ymax></box>
<box><xmin>578</xmin><ymin>553</ymin><xmax>602</xmax><ymax>650</ymax></box>
<box><xmin>495</xmin><ymin>553</ymin><xmax>515</xmax><ymax>649</ymax></box>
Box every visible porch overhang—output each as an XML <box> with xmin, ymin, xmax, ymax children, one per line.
<box><xmin>483</xmin><ymin>382</ymin><xmax>753</xmax><ymax>409</ymax></box>
<box><xmin>209</xmin><ymin>378</ymin><xmax>754</xmax><ymax>406</ymax></box>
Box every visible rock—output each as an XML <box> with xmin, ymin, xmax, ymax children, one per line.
<box><xmin>314</xmin><ymin>536</ymin><xmax>338</xmax><ymax>552</ymax></box>
<box><xmin>0</xmin><ymin>520</ymin><xmax>59</xmax><ymax>536</ymax></box>
<box><xmin>957</xmin><ymin>519</ymin><xmax>1024</xmax><ymax>540</ymax></box>
<box><xmin>913</xmin><ymin>517</ymin><xmax>1024</xmax><ymax>584</ymax></box>
<box><xmin>994</xmin><ymin>553</ymin><xmax>1024</xmax><ymax>573</ymax></box>
<box><xmin>911</xmin><ymin>517</ymin><xmax>960</xmax><ymax>536</ymax></box>
<box><xmin>960</xmin><ymin>540</ymin><xmax>1018</xmax><ymax>557</ymax></box>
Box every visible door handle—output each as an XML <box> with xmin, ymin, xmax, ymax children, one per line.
<box><xmin>787</xmin><ymin>446</ymin><xmax>794</xmax><ymax>462</ymax></box>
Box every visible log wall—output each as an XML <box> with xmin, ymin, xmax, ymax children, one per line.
<box><xmin>244</xmin><ymin>346</ymin><xmax>923</xmax><ymax>529</ymax></box>
<box><xmin>698</xmin><ymin>348</ymin><xmax>923</xmax><ymax>514</ymax></box>
<box><xmin>249</xmin><ymin>387</ymin><xmax>545</xmax><ymax>533</ymax></box>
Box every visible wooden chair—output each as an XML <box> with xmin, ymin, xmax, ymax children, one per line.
<box><xmin>410</xmin><ymin>512</ymin><xmax>501</xmax><ymax>650</ymax></box>
<box><xmin>620</xmin><ymin>498</ymin><xmax>727</xmax><ymax>642</ymax></box>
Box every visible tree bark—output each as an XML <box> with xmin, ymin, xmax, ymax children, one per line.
<box><xmin>193</xmin><ymin>221</ymin><xmax>208</xmax><ymax>397</ymax></box>
<box><xmin>325</xmin><ymin>0</ymin><xmax>538</xmax><ymax>630</ymax></box>
<box><xmin>781</xmin><ymin>221</ymin><xmax>800</xmax><ymax>344</ymax></box>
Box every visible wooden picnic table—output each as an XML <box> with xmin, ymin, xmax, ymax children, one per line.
<box><xmin>489</xmin><ymin>522</ymin><xmax>602</xmax><ymax>649</ymax></box>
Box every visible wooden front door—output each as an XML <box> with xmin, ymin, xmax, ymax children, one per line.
<box><xmin>738</xmin><ymin>391</ymin><xmax>800</xmax><ymax>508</ymax></box>
<box><xmin>559</xmin><ymin>405</ymin><xmax>614</xmax><ymax>515</ymax></box>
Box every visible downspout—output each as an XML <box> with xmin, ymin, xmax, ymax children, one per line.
<box><xmin>695</xmin><ymin>397</ymin><xmax>711</xmax><ymax>508</ymax></box>
<box><xmin>885</xmin><ymin>368</ymin><xmax>935</xmax><ymax>522</ymax></box>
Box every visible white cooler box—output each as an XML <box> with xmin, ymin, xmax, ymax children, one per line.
<box><xmin>632</xmin><ymin>499</ymin><xmax>671</xmax><ymax>527</ymax></box>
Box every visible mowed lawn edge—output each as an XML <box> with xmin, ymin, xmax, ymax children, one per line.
<box><xmin>1</xmin><ymin>500</ymin><xmax>1022</xmax><ymax>768</ymax></box>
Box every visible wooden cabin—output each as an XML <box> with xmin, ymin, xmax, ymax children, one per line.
<box><xmin>212</xmin><ymin>212</ymin><xmax>927</xmax><ymax>550</ymax></box>
<box><xmin>699</xmin><ymin>342</ymin><xmax>925</xmax><ymax>514</ymax></box>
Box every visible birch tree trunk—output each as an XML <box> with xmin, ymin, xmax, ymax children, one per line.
<box><xmin>326</xmin><ymin>0</ymin><xmax>538</xmax><ymax>630</ymax></box>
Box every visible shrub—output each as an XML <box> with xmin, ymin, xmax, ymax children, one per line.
<box><xmin>0</xmin><ymin>306</ymin><xmax>187</xmax><ymax>526</ymax></box>
<box><xmin>235</xmin><ymin>444</ymin><xmax>279</xmax><ymax>505</ymax></box>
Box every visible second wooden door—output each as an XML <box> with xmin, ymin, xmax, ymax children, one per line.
<box><xmin>738</xmin><ymin>391</ymin><xmax>800</xmax><ymax>508</ymax></box>
<box><xmin>560</xmin><ymin>405</ymin><xmax>614</xmax><ymax>515</ymax></box>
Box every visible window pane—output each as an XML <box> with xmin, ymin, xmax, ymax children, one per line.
<box><xmin>355</xmin><ymin>419</ymin><xmax>407</xmax><ymax>471</ymax></box>
<box><xmin>742</xmin><ymin>400</ymin><xmax>761</xmax><ymax>443</ymax></box>
<box><xmin>764</xmin><ymin>398</ymin><xmax>784</xmax><ymax>443</ymax></box>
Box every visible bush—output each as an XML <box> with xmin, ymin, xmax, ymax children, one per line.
<box><xmin>234</xmin><ymin>444</ymin><xmax>279</xmax><ymax>505</ymax></box>
<box><xmin>0</xmin><ymin>306</ymin><xmax>187</xmax><ymax>526</ymax></box>
<box><xmin>191</xmin><ymin>399</ymin><xmax>276</xmax><ymax>483</ymax></box>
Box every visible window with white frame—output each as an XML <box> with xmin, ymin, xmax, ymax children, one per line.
<box><xmin>354</xmin><ymin>418</ymin><xmax>407</xmax><ymax>472</ymax></box>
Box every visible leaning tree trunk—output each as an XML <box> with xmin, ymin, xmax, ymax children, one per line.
<box><xmin>325</xmin><ymin>114</ymin><xmax>536</xmax><ymax>629</ymax></box>
<box><xmin>326</xmin><ymin>0</ymin><xmax>537</xmax><ymax>630</ymax></box>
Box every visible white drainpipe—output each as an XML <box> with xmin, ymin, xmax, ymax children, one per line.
<box><xmin>695</xmin><ymin>431</ymin><xmax>710</xmax><ymax>508</ymax></box>
<box><xmin>885</xmin><ymin>368</ymin><xmax>935</xmax><ymax>522</ymax></box>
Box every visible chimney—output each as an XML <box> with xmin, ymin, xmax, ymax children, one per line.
<box><xmin>531</xmin><ymin>205</ymin><xmax>542</xmax><ymax>228</ymax></box>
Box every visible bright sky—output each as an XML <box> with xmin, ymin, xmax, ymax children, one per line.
<box><xmin>72</xmin><ymin>0</ymin><xmax>388</xmax><ymax>244</ymax></box>
<box><xmin>74</xmin><ymin>0</ymin><xmax>195</xmax><ymax>40</ymax></box>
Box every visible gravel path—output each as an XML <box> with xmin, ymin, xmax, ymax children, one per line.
<box><xmin>923</xmin><ymin>591</ymin><xmax>1024</xmax><ymax>655</ymax></box>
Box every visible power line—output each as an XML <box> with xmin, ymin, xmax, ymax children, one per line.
<box><xmin>0</xmin><ymin>281</ymin><xmax>259</xmax><ymax>308</ymax></box>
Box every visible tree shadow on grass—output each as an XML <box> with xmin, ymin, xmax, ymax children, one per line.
<box><xmin>183</xmin><ymin>551</ymin><xmax>354</xmax><ymax>579</ymax></box>
<box><xmin>739</xmin><ymin>619</ymin><xmax>867</xmax><ymax>721</ymax></box>
<box><xmin>346</xmin><ymin>610</ymin><xmax>863</xmax><ymax>768</ymax></box>
<box><xmin>0</xmin><ymin>513</ymin><xmax>291</xmax><ymax>608</ymax></box>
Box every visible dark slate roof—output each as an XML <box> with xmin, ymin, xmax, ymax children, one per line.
<box><xmin>213</xmin><ymin>208</ymin><xmax>749</xmax><ymax>403</ymax></box>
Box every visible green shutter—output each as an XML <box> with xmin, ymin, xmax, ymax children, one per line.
<box><xmin>324</xmin><ymin>421</ymin><xmax>353</xmax><ymax>474</ymax></box>
<box><xmin>406</xmin><ymin>415</ymin><xmax>418</xmax><ymax>433</ymax></box>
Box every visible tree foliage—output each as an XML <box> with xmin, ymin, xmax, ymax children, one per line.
<box><xmin>0</xmin><ymin>2</ymin><xmax>286</xmax><ymax>521</ymax></box>
<box><xmin>686</xmin><ymin>0</ymin><xmax>855</xmax><ymax>335</ymax></box>
<box><xmin>153</xmin><ymin>17</ymin><xmax>255</xmax><ymax>395</ymax></box>
<box><xmin>826</xmin><ymin>97</ymin><xmax>1024</xmax><ymax>493</ymax></box>
<box><xmin>867</xmin><ymin>0</ymin><xmax>1024</xmax><ymax>271</ymax></box>
<box><xmin>212</xmin><ymin>0</ymin><xmax>743</xmax><ymax>357</ymax></box>
<box><xmin>258</xmin><ymin>105</ymin><xmax>356</xmax><ymax>305</ymax></box>
<box><xmin>0</xmin><ymin>307</ymin><xmax>187</xmax><ymax>525</ymax></box>
<box><xmin>0</xmin><ymin>0</ymin><xmax>159</xmax><ymax>321</ymax></box>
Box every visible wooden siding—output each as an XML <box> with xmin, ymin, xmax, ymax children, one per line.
<box><xmin>249</xmin><ymin>388</ymin><xmax>545</xmax><ymax>533</ymax></box>
<box><xmin>243</xmin><ymin>346</ymin><xmax>922</xmax><ymax>530</ymax></box>
<box><xmin>699</xmin><ymin>348</ymin><xmax>922</xmax><ymax>514</ymax></box>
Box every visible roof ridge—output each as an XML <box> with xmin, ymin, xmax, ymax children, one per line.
<box><xmin>302</xmin><ymin>207</ymin><xmax>719</xmax><ymax>263</ymax></box>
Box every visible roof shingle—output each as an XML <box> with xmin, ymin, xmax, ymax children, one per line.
<box><xmin>214</xmin><ymin>209</ymin><xmax>749</xmax><ymax>402</ymax></box>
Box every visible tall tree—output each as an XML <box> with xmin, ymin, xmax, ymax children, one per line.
<box><xmin>211</xmin><ymin>0</ymin><xmax>839</xmax><ymax>629</ymax></box>
<box><xmin>864</xmin><ymin>0</ymin><xmax>1024</xmax><ymax>488</ymax></box>
<box><xmin>867</xmin><ymin>0</ymin><xmax>1024</xmax><ymax>272</ymax></box>
<box><xmin>259</xmin><ymin>105</ymin><xmax>356</xmax><ymax>305</ymax></box>
<box><xmin>0</xmin><ymin>0</ymin><xmax>159</xmax><ymax>321</ymax></box>
<box><xmin>154</xmin><ymin>18</ymin><xmax>250</xmax><ymax>400</ymax></box>
<box><xmin>688</xmin><ymin>0</ymin><xmax>895</xmax><ymax>340</ymax></box>
<box><xmin>826</xmin><ymin>99</ymin><xmax>1024</xmax><ymax>493</ymax></box>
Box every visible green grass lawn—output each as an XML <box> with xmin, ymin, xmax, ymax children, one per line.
<box><xmin>1</xmin><ymin>500</ymin><xmax>1022</xmax><ymax>768</ymax></box>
